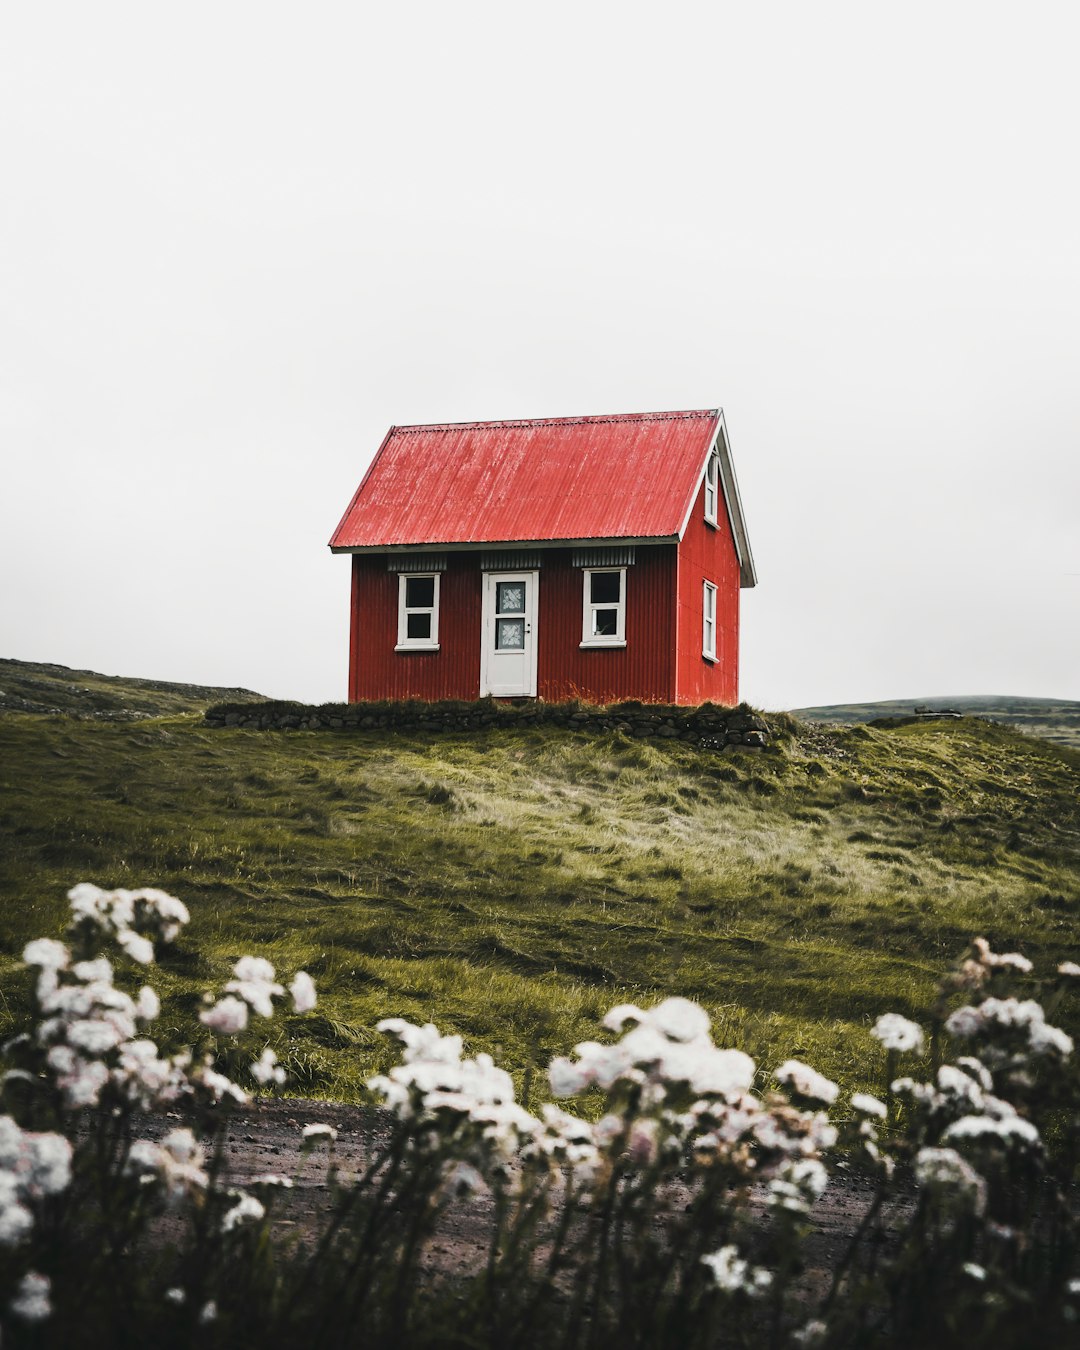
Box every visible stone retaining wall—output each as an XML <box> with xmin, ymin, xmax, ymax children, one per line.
<box><xmin>203</xmin><ymin>699</ymin><xmax>769</xmax><ymax>748</ymax></box>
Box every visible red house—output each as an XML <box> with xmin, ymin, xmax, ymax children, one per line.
<box><xmin>329</xmin><ymin>409</ymin><xmax>756</xmax><ymax>706</ymax></box>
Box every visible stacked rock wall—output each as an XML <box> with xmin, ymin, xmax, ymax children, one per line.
<box><xmin>204</xmin><ymin>699</ymin><xmax>769</xmax><ymax>748</ymax></box>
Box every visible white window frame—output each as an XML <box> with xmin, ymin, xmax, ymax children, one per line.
<box><xmin>395</xmin><ymin>572</ymin><xmax>440</xmax><ymax>651</ymax></box>
<box><xmin>702</xmin><ymin>580</ymin><xmax>717</xmax><ymax>661</ymax></box>
<box><xmin>704</xmin><ymin>450</ymin><xmax>719</xmax><ymax>527</ymax></box>
<box><xmin>580</xmin><ymin>567</ymin><xmax>627</xmax><ymax>648</ymax></box>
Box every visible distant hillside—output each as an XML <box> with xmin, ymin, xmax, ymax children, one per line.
<box><xmin>792</xmin><ymin>695</ymin><xmax>1080</xmax><ymax>750</ymax></box>
<box><xmin>0</xmin><ymin>658</ymin><xmax>264</xmax><ymax>720</ymax></box>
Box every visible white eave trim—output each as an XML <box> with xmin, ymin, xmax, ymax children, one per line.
<box><xmin>675</xmin><ymin>410</ymin><xmax>757</xmax><ymax>589</ymax></box>
<box><xmin>330</xmin><ymin>533</ymin><xmax>679</xmax><ymax>556</ymax></box>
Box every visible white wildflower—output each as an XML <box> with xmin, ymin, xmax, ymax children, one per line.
<box><xmin>118</xmin><ymin>930</ymin><xmax>155</xmax><ymax>965</ymax></box>
<box><xmin>23</xmin><ymin>939</ymin><xmax>70</xmax><ymax>970</ymax></box>
<box><xmin>200</xmin><ymin>995</ymin><xmax>249</xmax><ymax>1036</ymax></box>
<box><xmin>769</xmin><ymin>1158</ymin><xmax>828</xmax><ymax>1214</ymax></box>
<box><xmin>225</xmin><ymin>956</ymin><xmax>284</xmax><ymax>1018</ymax></box>
<box><xmin>1058</xmin><ymin>961</ymin><xmax>1080</xmax><ymax>978</ymax></box>
<box><xmin>136</xmin><ymin>986</ymin><xmax>160</xmax><ymax>1021</ymax></box>
<box><xmin>66</xmin><ymin>1017</ymin><xmax>124</xmax><ymax>1056</ymax></box>
<box><xmin>649</xmin><ymin>997</ymin><xmax>711</xmax><ymax>1043</ymax></box>
<box><xmin>915</xmin><ymin>1147</ymin><xmax>987</xmax><ymax>1214</ymax></box>
<box><xmin>72</xmin><ymin>957</ymin><xmax>113</xmax><ymax>983</ymax></box>
<box><xmin>199</xmin><ymin>1300</ymin><xmax>218</xmax><ymax>1324</ymax></box>
<box><xmin>964</xmin><ymin>1262</ymin><xmax>987</xmax><ymax>1280</ymax></box>
<box><xmin>548</xmin><ymin>1055</ymin><xmax>593</xmax><ymax>1097</ymax></box>
<box><xmin>792</xmin><ymin>1320</ymin><xmax>828</xmax><ymax>1348</ymax></box>
<box><xmin>190</xmin><ymin>1060</ymin><xmax>249</xmax><ymax>1105</ymax></box>
<box><xmin>942</xmin><ymin>1113</ymin><xmax>1040</xmax><ymax>1150</ymax></box>
<box><xmin>125</xmin><ymin>1129</ymin><xmax>207</xmax><ymax>1202</ymax></box>
<box><xmin>221</xmin><ymin>1191</ymin><xmax>266</xmax><ymax>1232</ymax></box>
<box><xmin>601</xmin><ymin>1003</ymin><xmax>647</xmax><ymax>1031</ymax></box>
<box><xmin>689</xmin><ymin>1047</ymin><xmax>755</xmax><ymax>1098</ymax></box>
<box><xmin>851</xmin><ymin>1092</ymin><xmax>887</xmax><ymax>1119</ymax></box>
<box><xmin>251</xmin><ymin>1048</ymin><xmax>286</xmax><ymax>1087</ymax></box>
<box><xmin>955</xmin><ymin>1056</ymin><xmax>993</xmax><ymax>1090</ymax></box>
<box><xmin>289</xmin><ymin>970</ymin><xmax>317</xmax><ymax>1013</ymax></box>
<box><xmin>701</xmin><ymin>1244</ymin><xmax>773</xmax><ymax>1297</ymax></box>
<box><xmin>776</xmin><ymin>1060</ymin><xmax>839</xmax><ymax>1105</ymax></box>
<box><xmin>0</xmin><ymin>1203</ymin><xmax>33</xmax><ymax>1245</ymax></box>
<box><xmin>165</xmin><ymin>1287</ymin><xmax>186</xmax><ymax>1305</ymax></box>
<box><xmin>24</xmin><ymin>1132</ymin><xmax>73</xmax><ymax>1197</ymax></box>
<box><xmin>51</xmin><ymin>1054</ymin><xmax>109</xmax><ymax>1108</ymax></box>
<box><xmin>9</xmin><ymin>1271</ymin><xmax>51</xmax><ymax>1322</ymax></box>
<box><xmin>871</xmin><ymin>1013</ymin><xmax>925</xmax><ymax>1054</ymax></box>
<box><xmin>301</xmin><ymin>1122</ymin><xmax>338</xmax><ymax>1143</ymax></box>
<box><xmin>1028</xmin><ymin>1021</ymin><xmax>1074</xmax><ymax>1058</ymax></box>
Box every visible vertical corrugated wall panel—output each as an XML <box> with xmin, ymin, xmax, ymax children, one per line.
<box><xmin>537</xmin><ymin>546</ymin><xmax>676</xmax><ymax>703</ymax></box>
<box><xmin>350</xmin><ymin>554</ymin><xmax>482</xmax><ymax>701</ymax></box>
<box><xmin>674</xmin><ymin>480</ymin><xmax>741</xmax><ymax>706</ymax></box>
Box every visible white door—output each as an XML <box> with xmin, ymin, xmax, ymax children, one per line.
<box><xmin>480</xmin><ymin>571</ymin><xmax>538</xmax><ymax>697</ymax></box>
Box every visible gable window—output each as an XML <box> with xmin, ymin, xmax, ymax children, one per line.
<box><xmin>396</xmin><ymin>573</ymin><xmax>440</xmax><ymax>651</ymax></box>
<box><xmin>704</xmin><ymin>449</ymin><xmax>719</xmax><ymax>526</ymax></box>
<box><xmin>702</xmin><ymin>580</ymin><xmax>717</xmax><ymax>661</ymax></box>
<box><xmin>581</xmin><ymin>568</ymin><xmax>626</xmax><ymax>648</ymax></box>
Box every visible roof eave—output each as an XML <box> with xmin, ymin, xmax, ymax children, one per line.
<box><xmin>329</xmin><ymin>533</ymin><xmax>681</xmax><ymax>556</ymax></box>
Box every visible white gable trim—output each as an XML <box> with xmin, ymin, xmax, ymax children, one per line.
<box><xmin>675</xmin><ymin>411</ymin><xmax>757</xmax><ymax>589</ymax></box>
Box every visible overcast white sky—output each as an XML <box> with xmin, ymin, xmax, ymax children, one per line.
<box><xmin>2</xmin><ymin>2</ymin><xmax>1078</xmax><ymax>710</ymax></box>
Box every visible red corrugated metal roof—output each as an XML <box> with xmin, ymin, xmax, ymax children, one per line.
<box><xmin>329</xmin><ymin>410</ymin><xmax>722</xmax><ymax>551</ymax></box>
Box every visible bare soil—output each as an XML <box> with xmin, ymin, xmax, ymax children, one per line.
<box><xmin>87</xmin><ymin>1096</ymin><xmax>909</xmax><ymax>1289</ymax></box>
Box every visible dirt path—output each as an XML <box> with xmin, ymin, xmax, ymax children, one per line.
<box><xmin>91</xmin><ymin>1095</ymin><xmax>907</xmax><ymax>1288</ymax></box>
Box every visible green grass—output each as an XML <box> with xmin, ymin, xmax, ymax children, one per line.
<box><xmin>1</xmin><ymin>680</ymin><xmax>1079</xmax><ymax>1104</ymax></box>
<box><xmin>794</xmin><ymin>693</ymin><xmax>1080</xmax><ymax>749</ymax></box>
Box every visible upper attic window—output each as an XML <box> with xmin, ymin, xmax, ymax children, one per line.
<box><xmin>704</xmin><ymin>449</ymin><xmax>719</xmax><ymax>527</ymax></box>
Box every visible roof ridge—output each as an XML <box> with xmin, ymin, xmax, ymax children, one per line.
<box><xmin>394</xmin><ymin>409</ymin><xmax>718</xmax><ymax>434</ymax></box>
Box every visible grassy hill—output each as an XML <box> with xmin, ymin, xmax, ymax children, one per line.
<box><xmin>0</xmin><ymin>657</ymin><xmax>263</xmax><ymax>720</ymax></box>
<box><xmin>793</xmin><ymin>694</ymin><xmax>1080</xmax><ymax>749</ymax></box>
<box><xmin>1</xmin><ymin>663</ymin><xmax>1079</xmax><ymax>1105</ymax></box>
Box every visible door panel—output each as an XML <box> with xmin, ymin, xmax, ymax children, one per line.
<box><xmin>480</xmin><ymin>571</ymin><xmax>538</xmax><ymax>696</ymax></box>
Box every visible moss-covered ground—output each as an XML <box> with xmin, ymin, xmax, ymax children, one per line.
<box><xmin>1</xmin><ymin>692</ymin><xmax>1078</xmax><ymax>1104</ymax></box>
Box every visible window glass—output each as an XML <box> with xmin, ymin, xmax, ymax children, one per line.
<box><xmin>590</xmin><ymin>572</ymin><xmax>621</xmax><ymax>605</ymax></box>
<box><xmin>406</xmin><ymin>575</ymin><xmax>435</xmax><ymax>608</ymax></box>
<box><xmin>496</xmin><ymin>582</ymin><xmax>525</xmax><ymax>614</ymax></box>
<box><xmin>406</xmin><ymin>612</ymin><xmax>431</xmax><ymax>640</ymax></box>
<box><xmin>592</xmin><ymin>609</ymin><xmax>618</xmax><ymax>637</ymax></box>
<box><xmin>496</xmin><ymin>618</ymin><xmax>525</xmax><ymax>650</ymax></box>
<box><xmin>705</xmin><ymin>453</ymin><xmax>718</xmax><ymax>523</ymax></box>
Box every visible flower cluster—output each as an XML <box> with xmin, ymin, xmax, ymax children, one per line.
<box><xmin>945</xmin><ymin>996</ymin><xmax>1073</xmax><ymax>1064</ymax></box>
<box><xmin>371</xmin><ymin>1019</ymin><xmax>540</xmax><ymax>1177</ymax></box>
<box><xmin>125</xmin><ymin>1128</ymin><xmax>209</xmax><ymax>1204</ymax></box>
<box><xmin>0</xmin><ymin>1116</ymin><xmax>72</xmax><ymax>1245</ymax></box>
<box><xmin>66</xmin><ymin>882</ymin><xmax>190</xmax><ymax>964</ymax></box>
<box><xmin>0</xmin><ymin>1117</ymin><xmax>70</xmax><ymax>1328</ymax></box>
<box><xmin>201</xmin><ymin>957</ymin><xmax>316</xmax><ymax>1033</ymax></box>
<box><xmin>23</xmin><ymin>940</ymin><xmax>171</xmax><ymax>1110</ymax></box>
<box><xmin>701</xmin><ymin>1243</ymin><xmax>773</xmax><ymax>1297</ymax></box>
<box><xmin>546</xmin><ymin>997</ymin><xmax>837</xmax><ymax>1197</ymax></box>
<box><xmin>871</xmin><ymin>1013</ymin><xmax>925</xmax><ymax>1055</ymax></box>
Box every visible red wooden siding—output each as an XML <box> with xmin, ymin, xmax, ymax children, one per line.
<box><xmin>674</xmin><ymin>479</ymin><xmax>741</xmax><ymax>706</ymax></box>
<box><xmin>536</xmin><ymin>547</ymin><xmax>677</xmax><ymax>703</ymax></box>
<box><xmin>349</xmin><ymin>555</ymin><xmax>483</xmax><ymax>702</ymax></box>
<box><xmin>348</xmin><ymin>547</ymin><xmax>681</xmax><ymax>705</ymax></box>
